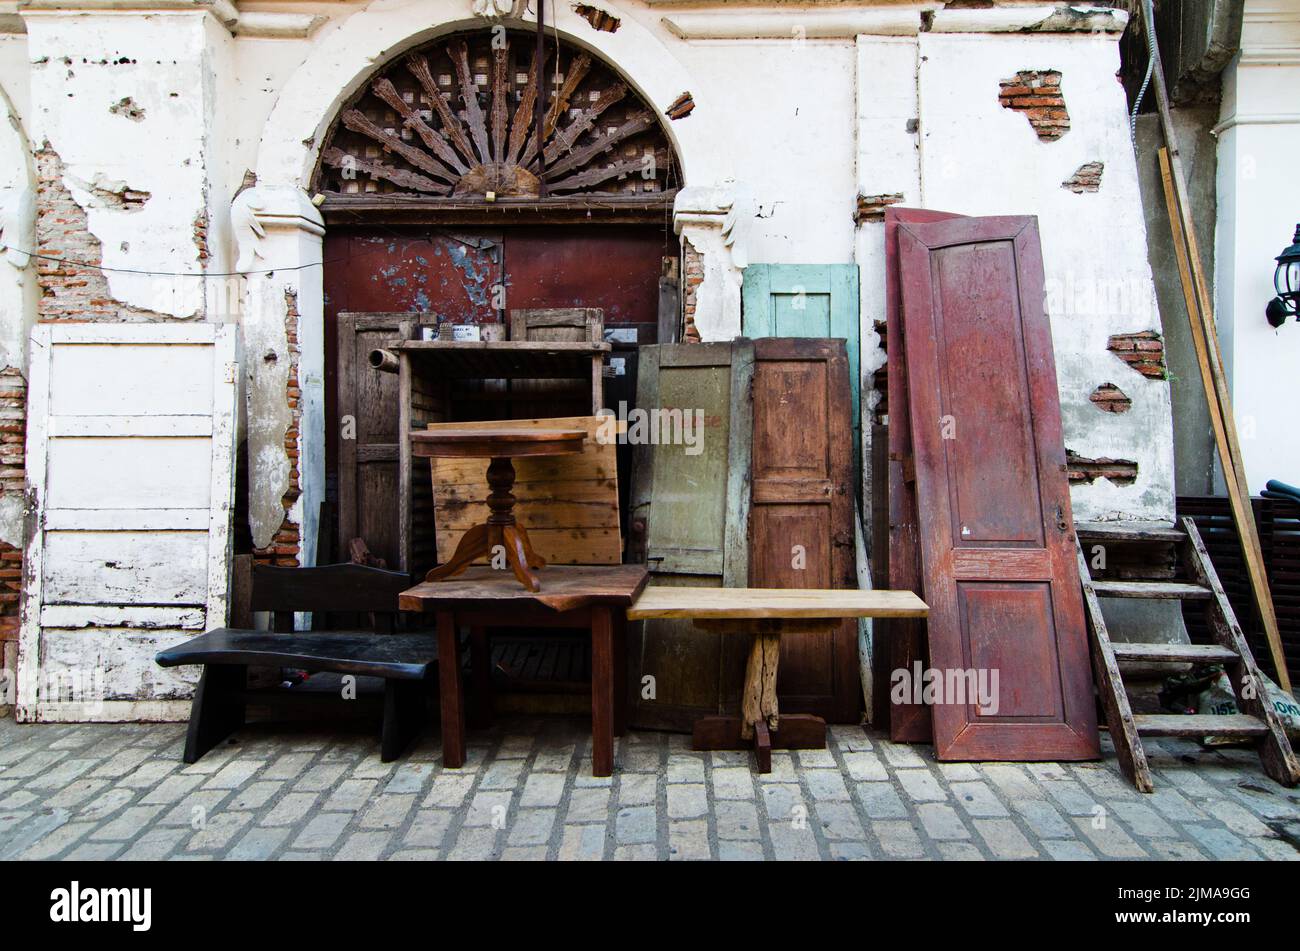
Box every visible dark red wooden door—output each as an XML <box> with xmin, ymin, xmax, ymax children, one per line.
<box><xmin>884</xmin><ymin>207</ymin><xmax>965</xmax><ymax>742</ymax></box>
<box><xmin>749</xmin><ymin>337</ymin><xmax>859</xmax><ymax>723</ymax></box>
<box><xmin>898</xmin><ymin>215</ymin><xmax>1098</xmax><ymax>760</ymax></box>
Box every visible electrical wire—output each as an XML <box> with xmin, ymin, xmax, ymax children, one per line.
<box><xmin>1130</xmin><ymin>5</ymin><xmax>1157</xmax><ymax>149</ymax></box>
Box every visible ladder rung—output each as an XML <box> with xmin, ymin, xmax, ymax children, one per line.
<box><xmin>1134</xmin><ymin>713</ymin><xmax>1268</xmax><ymax>738</ymax></box>
<box><xmin>1090</xmin><ymin>580</ymin><xmax>1212</xmax><ymax>600</ymax></box>
<box><xmin>1076</xmin><ymin>522</ymin><xmax>1186</xmax><ymax>543</ymax></box>
<box><xmin>1110</xmin><ymin>642</ymin><xmax>1239</xmax><ymax>664</ymax></box>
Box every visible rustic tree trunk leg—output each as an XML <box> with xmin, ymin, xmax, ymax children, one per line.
<box><xmin>436</xmin><ymin>610</ymin><xmax>466</xmax><ymax>768</ymax></box>
<box><xmin>741</xmin><ymin>632</ymin><xmax>781</xmax><ymax>742</ymax></box>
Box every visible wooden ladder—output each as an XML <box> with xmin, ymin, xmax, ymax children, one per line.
<box><xmin>1076</xmin><ymin>517</ymin><xmax>1300</xmax><ymax>793</ymax></box>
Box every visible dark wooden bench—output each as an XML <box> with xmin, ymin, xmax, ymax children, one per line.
<box><xmin>156</xmin><ymin>563</ymin><xmax>437</xmax><ymax>764</ymax></box>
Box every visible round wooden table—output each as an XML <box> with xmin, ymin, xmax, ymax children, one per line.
<box><xmin>411</xmin><ymin>427</ymin><xmax>585</xmax><ymax>592</ymax></box>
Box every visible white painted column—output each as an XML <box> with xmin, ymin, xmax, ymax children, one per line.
<box><xmin>1214</xmin><ymin>3</ymin><xmax>1300</xmax><ymax>492</ymax></box>
<box><xmin>233</xmin><ymin>185</ymin><xmax>325</xmax><ymax>566</ymax></box>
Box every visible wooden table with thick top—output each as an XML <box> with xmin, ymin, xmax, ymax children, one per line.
<box><xmin>410</xmin><ymin>427</ymin><xmax>585</xmax><ymax>592</ymax></box>
<box><xmin>626</xmin><ymin>587</ymin><xmax>930</xmax><ymax>773</ymax></box>
<box><xmin>400</xmin><ymin>564</ymin><xmax>648</xmax><ymax>776</ymax></box>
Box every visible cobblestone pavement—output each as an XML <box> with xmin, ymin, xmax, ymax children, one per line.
<box><xmin>2</xmin><ymin>716</ymin><xmax>1299</xmax><ymax>861</ymax></box>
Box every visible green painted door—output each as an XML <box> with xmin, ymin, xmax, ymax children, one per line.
<box><xmin>741</xmin><ymin>264</ymin><xmax>861</xmax><ymax>439</ymax></box>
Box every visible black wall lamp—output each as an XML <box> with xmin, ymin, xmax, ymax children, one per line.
<box><xmin>1266</xmin><ymin>224</ymin><xmax>1300</xmax><ymax>328</ymax></box>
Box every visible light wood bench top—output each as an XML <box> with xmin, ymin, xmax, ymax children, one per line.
<box><xmin>626</xmin><ymin>587</ymin><xmax>928</xmax><ymax>621</ymax></box>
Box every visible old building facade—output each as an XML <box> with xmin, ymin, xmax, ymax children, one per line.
<box><xmin>0</xmin><ymin>0</ymin><xmax>1180</xmax><ymax>719</ymax></box>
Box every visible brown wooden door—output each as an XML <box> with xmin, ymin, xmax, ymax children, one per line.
<box><xmin>749</xmin><ymin>338</ymin><xmax>860</xmax><ymax>723</ymax></box>
<box><xmin>337</xmin><ymin>312</ymin><xmax>416</xmax><ymax>567</ymax></box>
<box><xmin>898</xmin><ymin>216</ymin><xmax>1098</xmax><ymax>760</ymax></box>
<box><xmin>884</xmin><ymin>207</ymin><xmax>965</xmax><ymax>741</ymax></box>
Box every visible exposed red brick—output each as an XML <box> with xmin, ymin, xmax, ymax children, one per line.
<box><xmin>251</xmin><ymin>289</ymin><xmax>304</xmax><ymax>568</ymax></box>
<box><xmin>1067</xmin><ymin>450</ymin><xmax>1138</xmax><ymax>486</ymax></box>
<box><xmin>1108</xmin><ymin>330</ymin><xmax>1166</xmax><ymax>379</ymax></box>
<box><xmin>1089</xmin><ymin>382</ymin><xmax>1132</xmax><ymax>414</ymax></box>
<box><xmin>1062</xmin><ymin>161</ymin><xmax>1104</xmax><ymax>193</ymax></box>
<box><xmin>998</xmin><ymin>70</ymin><xmax>1070</xmax><ymax>142</ymax></box>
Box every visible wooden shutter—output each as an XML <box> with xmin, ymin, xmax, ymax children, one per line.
<box><xmin>884</xmin><ymin>207</ymin><xmax>965</xmax><ymax>741</ymax></box>
<box><xmin>627</xmin><ymin>342</ymin><xmax>752</xmax><ymax>730</ymax></box>
<box><xmin>741</xmin><ymin>263</ymin><xmax>861</xmax><ymax>440</ymax></box>
<box><xmin>18</xmin><ymin>324</ymin><xmax>239</xmax><ymax>722</ymax></box>
<box><xmin>898</xmin><ymin>216</ymin><xmax>1098</xmax><ymax>760</ymax></box>
<box><xmin>749</xmin><ymin>338</ymin><xmax>859</xmax><ymax>723</ymax></box>
<box><xmin>337</xmin><ymin>312</ymin><xmax>416</xmax><ymax>568</ymax></box>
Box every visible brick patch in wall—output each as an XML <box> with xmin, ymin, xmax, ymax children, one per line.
<box><xmin>681</xmin><ymin>242</ymin><xmax>702</xmax><ymax>343</ymax></box>
<box><xmin>252</xmin><ymin>289</ymin><xmax>303</xmax><ymax>567</ymax></box>
<box><xmin>998</xmin><ymin>70</ymin><xmax>1070</xmax><ymax>142</ymax></box>
<box><xmin>1067</xmin><ymin>450</ymin><xmax>1138</xmax><ymax>486</ymax></box>
<box><xmin>1089</xmin><ymin>382</ymin><xmax>1131</xmax><ymax>414</ymax></box>
<box><xmin>575</xmin><ymin>4</ymin><xmax>620</xmax><ymax>32</ymax></box>
<box><xmin>666</xmin><ymin>92</ymin><xmax>694</xmax><ymax>121</ymax></box>
<box><xmin>1108</xmin><ymin>330</ymin><xmax>1166</xmax><ymax>379</ymax></box>
<box><xmin>1062</xmin><ymin>161</ymin><xmax>1104</xmax><ymax>193</ymax></box>
<box><xmin>855</xmin><ymin>192</ymin><xmax>904</xmax><ymax>224</ymax></box>
<box><xmin>34</xmin><ymin>144</ymin><xmax>170</xmax><ymax>322</ymax></box>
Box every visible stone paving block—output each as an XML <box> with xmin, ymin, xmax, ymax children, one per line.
<box><xmin>1073</xmin><ymin>816</ymin><xmax>1147</xmax><ymax>858</ymax></box>
<box><xmin>161</xmin><ymin>791</ymin><xmax>231</xmax><ymax>827</ymax></box>
<box><xmin>796</xmin><ymin>749</ymin><xmax>838</xmax><ymax>769</ymax></box>
<box><xmin>448</xmin><ymin>826</ymin><xmax>500</xmax><ymax>861</ymax></box>
<box><xmin>668</xmin><ymin>819</ymin><xmax>711</xmax><ymax>860</ymax></box>
<box><xmin>666</xmin><ymin>754</ymin><xmax>706</xmax><ymax>784</ymax></box>
<box><xmin>1148</xmin><ymin>840</ymin><xmax>1208</xmax><ymax>861</ymax></box>
<box><xmin>1042</xmin><ymin>839</ymin><xmax>1097</xmax><ymax>861</ymax></box>
<box><xmin>558</xmin><ymin>823</ymin><xmax>607</xmax><ymax>861</ymax></box>
<box><xmin>829</xmin><ymin>725</ymin><xmax>873</xmax><ymax>752</ymax></box>
<box><xmin>295</xmin><ymin>763</ymin><xmax>348</xmax><ymax>793</ymax></box>
<box><xmin>227</xmin><ymin>826</ymin><xmax>290</xmax><ymax>860</ymax></box>
<box><xmin>897</xmin><ymin>769</ymin><xmax>946</xmax><ymax>803</ymax></box>
<box><xmin>756</xmin><ymin>753</ymin><xmax>797</xmax><ymax>783</ymax></box>
<box><xmin>383</xmin><ymin>763</ymin><xmax>435</xmax><ymax>795</ymax></box>
<box><xmin>613</xmin><ymin>843</ymin><xmax>658</xmax><ymax>861</ymax></box>
<box><xmin>324</xmin><ymin>779</ymin><xmax>378</xmax><ymax>812</ymax></box>
<box><xmin>293</xmin><ymin>812</ymin><xmax>352</xmax><ymax>850</ymax></box>
<box><xmin>712</xmin><ymin>766</ymin><xmax>757</xmax><ymax>801</ymax></box>
<box><xmin>44</xmin><ymin>778</ymin><xmax>108</xmax><ymax>809</ymax></box>
<box><xmin>508</xmin><ymin>809</ymin><xmax>557</xmax><ymax>847</ymax></box>
<box><xmin>980</xmin><ymin>764</ymin><xmax>1045</xmax><ymax>800</ymax></box>
<box><xmin>90</xmin><ymin>804</ymin><xmax>164</xmax><ymax>841</ymax></box>
<box><xmin>465</xmin><ymin>791</ymin><xmax>512</xmax><ymax>828</ymax></box>
<box><xmin>119</xmin><ymin>827</ymin><xmax>189</xmax><ymax>861</ymax></box>
<box><xmin>974</xmin><ymin>819</ymin><xmax>1037</xmax><ymax>859</ymax></box>
<box><xmin>261</xmin><ymin>752</ymin><xmax>315</xmax><ymax>781</ymax></box>
<box><xmin>1011</xmin><ymin>799</ymin><xmax>1073</xmax><ymax>838</ymax></box>
<box><xmin>715</xmin><ymin>799</ymin><xmax>761</xmax><ymax>840</ymax></box>
<box><xmin>520</xmin><ymin>773</ymin><xmax>567</xmax><ymax>808</ymax></box>
<box><xmin>760</xmin><ymin>783</ymin><xmax>804</xmax><ymax>821</ymax></box>
<box><xmin>261</xmin><ymin>792</ymin><xmax>320</xmax><ymax>827</ymax></box>
<box><xmin>815</xmin><ymin>801</ymin><xmax>866</xmax><ymax>841</ymax></box>
<box><xmin>141</xmin><ymin>773</ymin><xmax>205</xmax><ymax>805</ymax></box>
<box><xmin>423</xmin><ymin>773</ymin><xmax>475</xmax><ymax>808</ymax></box>
<box><xmin>359</xmin><ymin>794</ymin><xmax>415</xmax><ymax>830</ymax></box>
<box><xmin>188</xmin><ymin>811</ymin><xmax>253</xmax><ymax>851</ymax></box>
<box><xmin>1147</xmin><ymin>787</ymin><xmax>1209</xmax><ymax>822</ymax></box>
<box><xmin>829</xmin><ymin>840</ymin><xmax>872</xmax><ymax>861</ymax></box>
<box><xmin>1110</xmin><ymin>801</ymin><xmax>1177</xmax><ymax>838</ymax></box>
<box><xmin>842</xmin><ymin>751</ymin><xmax>887</xmax><ymax>782</ymax></box>
<box><xmin>204</xmin><ymin>760</ymin><xmax>265</xmax><ymax>790</ymax></box>
<box><xmin>1182</xmin><ymin>823</ymin><xmax>1259</xmax><ymax>860</ymax></box>
<box><xmin>874</xmin><ymin>820</ymin><xmax>925</xmax><ymax>858</ymax></box>
<box><xmin>769</xmin><ymin>822</ymin><xmax>821</xmax><ymax>861</ymax></box>
<box><xmin>878</xmin><ymin>742</ymin><xmax>928</xmax><ymax>769</ymax></box>
<box><xmin>856</xmin><ymin>781</ymin><xmax>907</xmax><ymax>819</ymax></box>
<box><xmin>619</xmin><ymin>773</ymin><xmax>658</xmax><ymax>806</ymax></box>
<box><xmin>79</xmin><ymin>786</ymin><xmax>135</xmax><ymax>820</ymax></box>
<box><xmin>1040</xmin><ymin>779</ymin><xmax>1098</xmax><ymax>817</ymax></box>
<box><xmin>228</xmin><ymin>781</ymin><xmax>283</xmax><ymax>811</ymax></box>
<box><xmin>566</xmin><ymin>787</ymin><xmax>611</xmax><ymax>824</ymax></box>
<box><xmin>667</xmin><ymin>783</ymin><xmax>707</xmax><ymax>819</ymax></box>
<box><xmin>938</xmin><ymin>763</ymin><xmax>981</xmax><ymax>782</ymax></box>
<box><xmin>404</xmin><ymin>810</ymin><xmax>454</xmax><ymax>849</ymax></box>
<box><xmin>936</xmin><ymin>841</ymin><xmax>985</xmax><ymax>861</ymax></box>
<box><xmin>949</xmin><ymin>781</ymin><xmax>1009</xmax><ymax>818</ymax></box>
<box><xmin>804</xmin><ymin>769</ymin><xmax>851</xmax><ymax>802</ymax></box>
<box><xmin>615</xmin><ymin>805</ymin><xmax>656</xmax><ymax>845</ymax></box>
<box><xmin>719</xmin><ymin>839</ymin><xmax>766</xmax><ymax>861</ymax></box>
<box><xmin>335</xmin><ymin>830</ymin><xmax>393</xmax><ymax>860</ymax></box>
<box><xmin>916</xmin><ymin>803</ymin><xmax>970</xmax><ymax>841</ymax></box>
<box><xmin>478</xmin><ymin>760</ymin><xmax>524</xmax><ymax>790</ymax></box>
<box><xmin>532</xmin><ymin>745</ymin><xmax>576</xmax><ymax>772</ymax></box>
<box><xmin>1205</xmin><ymin>799</ymin><xmax>1272</xmax><ymax>837</ymax></box>
<box><xmin>19</xmin><ymin>821</ymin><xmax>92</xmax><ymax>859</ymax></box>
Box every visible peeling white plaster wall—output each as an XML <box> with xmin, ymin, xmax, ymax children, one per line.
<box><xmin>915</xmin><ymin>31</ymin><xmax>1175</xmax><ymax>524</ymax></box>
<box><xmin>24</xmin><ymin>10</ymin><xmax>226</xmax><ymax>320</ymax></box>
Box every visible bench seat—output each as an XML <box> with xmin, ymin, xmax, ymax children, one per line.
<box><xmin>156</xmin><ymin>629</ymin><xmax>439</xmax><ymax>764</ymax></box>
<box><xmin>156</xmin><ymin>630</ymin><xmax>438</xmax><ymax>681</ymax></box>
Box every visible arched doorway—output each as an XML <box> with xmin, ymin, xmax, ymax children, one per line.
<box><xmin>315</xmin><ymin>27</ymin><xmax>683</xmax><ymax>571</ymax></box>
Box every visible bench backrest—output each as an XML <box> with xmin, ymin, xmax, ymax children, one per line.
<box><xmin>249</xmin><ymin>563</ymin><xmax>413</xmax><ymax>634</ymax></box>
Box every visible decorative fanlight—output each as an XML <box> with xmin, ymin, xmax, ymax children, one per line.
<box><xmin>1266</xmin><ymin>224</ymin><xmax>1300</xmax><ymax>328</ymax></box>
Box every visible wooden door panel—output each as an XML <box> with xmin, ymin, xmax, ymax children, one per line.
<box><xmin>884</xmin><ymin>207</ymin><xmax>965</xmax><ymax>742</ymax></box>
<box><xmin>899</xmin><ymin>215</ymin><xmax>1098</xmax><ymax>760</ymax></box>
<box><xmin>749</xmin><ymin>337</ymin><xmax>859</xmax><ymax>723</ymax></box>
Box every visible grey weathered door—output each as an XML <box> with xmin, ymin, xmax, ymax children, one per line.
<box><xmin>627</xmin><ymin>342</ymin><xmax>753</xmax><ymax>730</ymax></box>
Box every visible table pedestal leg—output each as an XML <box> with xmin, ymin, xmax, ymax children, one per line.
<box><xmin>591</xmin><ymin>607</ymin><xmax>615</xmax><ymax>777</ymax></box>
<box><xmin>424</xmin><ymin>456</ymin><xmax>546</xmax><ymax>591</ymax></box>
<box><xmin>690</xmin><ymin>619</ymin><xmax>832</xmax><ymax>774</ymax></box>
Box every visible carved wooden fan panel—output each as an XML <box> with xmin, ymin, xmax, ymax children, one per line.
<box><xmin>314</xmin><ymin>30</ymin><xmax>679</xmax><ymax>201</ymax></box>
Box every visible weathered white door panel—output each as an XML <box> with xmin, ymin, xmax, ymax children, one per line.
<box><xmin>18</xmin><ymin>323</ymin><xmax>239</xmax><ymax>722</ymax></box>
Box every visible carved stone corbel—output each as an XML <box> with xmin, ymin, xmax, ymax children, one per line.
<box><xmin>673</xmin><ymin>182</ymin><xmax>754</xmax><ymax>341</ymax></box>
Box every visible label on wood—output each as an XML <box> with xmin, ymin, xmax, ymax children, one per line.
<box><xmin>749</xmin><ymin>338</ymin><xmax>860</xmax><ymax>723</ymax></box>
<box><xmin>884</xmin><ymin>208</ymin><xmax>965</xmax><ymax>741</ymax></box>
<box><xmin>427</xmin><ymin>415</ymin><xmax>621</xmax><ymax>565</ymax></box>
<box><xmin>18</xmin><ymin>324</ymin><xmax>240</xmax><ymax>722</ymax></box>
<box><xmin>627</xmin><ymin>342</ymin><xmax>752</xmax><ymax>731</ymax></box>
<box><xmin>898</xmin><ymin>216</ymin><xmax>1098</xmax><ymax>761</ymax></box>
